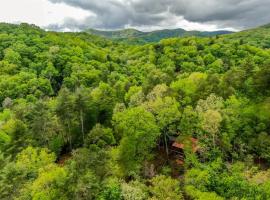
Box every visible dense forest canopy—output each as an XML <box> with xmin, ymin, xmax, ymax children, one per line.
<box><xmin>0</xmin><ymin>22</ymin><xmax>270</xmax><ymax>199</ymax></box>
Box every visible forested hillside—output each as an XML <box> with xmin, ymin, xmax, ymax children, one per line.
<box><xmin>0</xmin><ymin>22</ymin><xmax>270</xmax><ymax>200</ymax></box>
<box><xmin>86</xmin><ymin>28</ymin><xmax>232</xmax><ymax>44</ymax></box>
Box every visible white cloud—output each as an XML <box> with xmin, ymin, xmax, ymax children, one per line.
<box><xmin>0</xmin><ymin>0</ymin><xmax>90</xmax><ymax>27</ymax></box>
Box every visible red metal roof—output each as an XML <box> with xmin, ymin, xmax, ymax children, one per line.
<box><xmin>176</xmin><ymin>159</ymin><xmax>184</xmax><ymax>165</ymax></box>
<box><xmin>172</xmin><ymin>142</ymin><xmax>184</xmax><ymax>149</ymax></box>
<box><xmin>191</xmin><ymin>137</ymin><xmax>198</xmax><ymax>143</ymax></box>
<box><xmin>171</xmin><ymin>137</ymin><xmax>199</xmax><ymax>152</ymax></box>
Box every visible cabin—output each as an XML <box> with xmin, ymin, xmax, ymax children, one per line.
<box><xmin>172</xmin><ymin>137</ymin><xmax>199</xmax><ymax>153</ymax></box>
<box><xmin>157</xmin><ymin>135</ymin><xmax>199</xmax><ymax>165</ymax></box>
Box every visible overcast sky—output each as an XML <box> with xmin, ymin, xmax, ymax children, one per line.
<box><xmin>0</xmin><ymin>0</ymin><xmax>270</xmax><ymax>32</ymax></box>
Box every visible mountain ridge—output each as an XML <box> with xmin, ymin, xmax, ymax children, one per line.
<box><xmin>85</xmin><ymin>27</ymin><xmax>233</xmax><ymax>44</ymax></box>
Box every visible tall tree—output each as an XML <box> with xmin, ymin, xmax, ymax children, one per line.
<box><xmin>55</xmin><ymin>87</ymin><xmax>75</xmax><ymax>150</ymax></box>
<box><xmin>113</xmin><ymin>107</ymin><xmax>160</xmax><ymax>176</ymax></box>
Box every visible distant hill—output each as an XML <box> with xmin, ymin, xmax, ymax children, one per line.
<box><xmin>85</xmin><ymin>28</ymin><xmax>233</xmax><ymax>44</ymax></box>
<box><xmin>85</xmin><ymin>28</ymin><xmax>144</xmax><ymax>39</ymax></box>
<box><xmin>260</xmin><ymin>23</ymin><xmax>270</xmax><ymax>28</ymax></box>
<box><xmin>223</xmin><ymin>23</ymin><xmax>270</xmax><ymax>48</ymax></box>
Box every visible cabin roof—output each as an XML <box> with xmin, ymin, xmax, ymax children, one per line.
<box><xmin>171</xmin><ymin>137</ymin><xmax>199</xmax><ymax>152</ymax></box>
<box><xmin>172</xmin><ymin>142</ymin><xmax>184</xmax><ymax>149</ymax></box>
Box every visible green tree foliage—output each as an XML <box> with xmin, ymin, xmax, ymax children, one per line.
<box><xmin>19</xmin><ymin>164</ymin><xmax>68</xmax><ymax>200</ymax></box>
<box><xmin>91</xmin><ymin>82</ymin><xmax>117</xmax><ymax>124</ymax></box>
<box><xmin>55</xmin><ymin>87</ymin><xmax>76</xmax><ymax>150</ymax></box>
<box><xmin>149</xmin><ymin>175</ymin><xmax>183</xmax><ymax>200</ymax></box>
<box><xmin>84</xmin><ymin>123</ymin><xmax>115</xmax><ymax>148</ymax></box>
<box><xmin>113</xmin><ymin>107</ymin><xmax>160</xmax><ymax>176</ymax></box>
<box><xmin>0</xmin><ymin>147</ymin><xmax>56</xmax><ymax>199</ymax></box>
<box><xmin>121</xmin><ymin>180</ymin><xmax>149</xmax><ymax>200</ymax></box>
<box><xmin>185</xmin><ymin>185</ymin><xmax>224</xmax><ymax>200</ymax></box>
<box><xmin>98</xmin><ymin>178</ymin><xmax>122</xmax><ymax>200</ymax></box>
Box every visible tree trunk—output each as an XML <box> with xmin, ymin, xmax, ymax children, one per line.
<box><xmin>164</xmin><ymin>132</ymin><xmax>169</xmax><ymax>156</ymax></box>
<box><xmin>212</xmin><ymin>133</ymin><xmax>216</xmax><ymax>148</ymax></box>
<box><xmin>80</xmin><ymin>109</ymin><xmax>85</xmax><ymax>143</ymax></box>
<box><xmin>67</xmin><ymin>122</ymin><xmax>72</xmax><ymax>151</ymax></box>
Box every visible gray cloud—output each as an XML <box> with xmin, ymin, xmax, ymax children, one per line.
<box><xmin>47</xmin><ymin>0</ymin><xmax>270</xmax><ymax>31</ymax></box>
<box><xmin>171</xmin><ymin>0</ymin><xmax>270</xmax><ymax>28</ymax></box>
